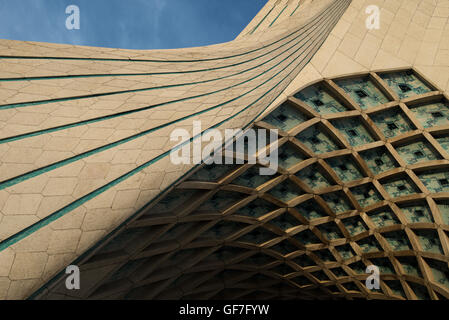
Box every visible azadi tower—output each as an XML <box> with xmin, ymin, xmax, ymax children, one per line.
<box><xmin>1</xmin><ymin>0</ymin><xmax>449</xmax><ymax>300</ymax></box>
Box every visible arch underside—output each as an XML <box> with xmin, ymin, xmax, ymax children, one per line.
<box><xmin>36</xmin><ymin>68</ymin><xmax>449</xmax><ymax>300</ymax></box>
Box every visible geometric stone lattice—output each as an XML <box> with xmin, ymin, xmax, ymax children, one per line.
<box><xmin>35</xmin><ymin>69</ymin><xmax>449</xmax><ymax>300</ymax></box>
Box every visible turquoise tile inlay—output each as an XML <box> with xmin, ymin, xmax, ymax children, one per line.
<box><xmin>398</xmin><ymin>202</ymin><xmax>434</xmax><ymax>223</ymax></box>
<box><xmin>366</xmin><ymin>207</ymin><xmax>400</xmax><ymax>228</ymax></box>
<box><xmin>331</xmin><ymin>117</ymin><xmax>375</xmax><ymax>147</ymax></box>
<box><xmin>349</xmin><ymin>183</ymin><xmax>383</xmax><ymax>208</ymax></box>
<box><xmin>326</xmin><ymin>156</ymin><xmax>364</xmax><ymax>182</ymax></box>
<box><xmin>296</xmin><ymin>124</ymin><xmax>341</xmax><ymax>154</ymax></box>
<box><xmin>236</xmin><ymin>198</ymin><xmax>279</xmax><ymax>218</ymax></box>
<box><xmin>342</xmin><ymin>216</ymin><xmax>368</xmax><ymax>236</ymax></box>
<box><xmin>198</xmin><ymin>191</ymin><xmax>246</xmax><ymax>212</ymax></box>
<box><xmin>382</xmin><ymin>176</ymin><xmax>420</xmax><ymax>198</ymax></box>
<box><xmin>269</xmin><ymin>212</ymin><xmax>301</xmax><ymax>231</ymax></box>
<box><xmin>380</xmin><ymin>70</ymin><xmax>432</xmax><ymax>99</ymax></box>
<box><xmin>335</xmin><ymin>76</ymin><xmax>389</xmax><ymax>109</ymax></box>
<box><xmin>268</xmin><ymin>179</ymin><xmax>303</xmax><ymax>202</ymax></box>
<box><xmin>371</xmin><ymin>108</ymin><xmax>415</xmax><ymax>138</ymax></box>
<box><xmin>415</xmin><ymin>230</ymin><xmax>444</xmax><ymax>254</ymax></box>
<box><xmin>370</xmin><ymin>257</ymin><xmax>395</xmax><ymax>274</ymax></box>
<box><xmin>294</xmin><ymin>83</ymin><xmax>349</xmax><ymax>114</ymax></box>
<box><xmin>436</xmin><ymin>202</ymin><xmax>449</xmax><ymax>225</ymax></box>
<box><xmin>396</xmin><ymin>140</ymin><xmax>441</xmax><ymax>164</ymax></box>
<box><xmin>383</xmin><ymin>231</ymin><xmax>412</xmax><ymax>251</ymax></box>
<box><xmin>232</xmin><ymin>165</ymin><xmax>279</xmax><ymax>188</ymax></box>
<box><xmin>397</xmin><ymin>256</ymin><xmax>422</xmax><ymax>277</ymax></box>
<box><xmin>295</xmin><ymin>199</ymin><xmax>328</xmax><ymax>220</ymax></box>
<box><xmin>278</xmin><ymin>142</ymin><xmax>307</xmax><ymax>169</ymax></box>
<box><xmin>335</xmin><ymin>244</ymin><xmax>354</xmax><ymax>260</ymax></box>
<box><xmin>262</xmin><ymin>101</ymin><xmax>309</xmax><ymax>132</ymax></box>
<box><xmin>418</xmin><ymin>170</ymin><xmax>449</xmax><ymax>193</ymax></box>
<box><xmin>435</xmin><ymin>136</ymin><xmax>449</xmax><ymax>153</ymax></box>
<box><xmin>317</xmin><ymin>222</ymin><xmax>344</xmax><ymax>240</ymax></box>
<box><xmin>409</xmin><ymin>101</ymin><xmax>449</xmax><ymax>129</ymax></box>
<box><xmin>360</xmin><ymin>147</ymin><xmax>398</xmax><ymax>175</ymax></box>
<box><xmin>358</xmin><ymin>236</ymin><xmax>382</xmax><ymax>253</ymax></box>
<box><xmin>426</xmin><ymin>259</ymin><xmax>449</xmax><ymax>289</ymax></box>
<box><xmin>295</xmin><ymin>163</ymin><xmax>333</xmax><ymax>190</ymax></box>
<box><xmin>321</xmin><ymin>191</ymin><xmax>353</xmax><ymax>213</ymax></box>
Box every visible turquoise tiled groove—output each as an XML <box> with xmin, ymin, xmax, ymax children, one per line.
<box><xmin>0</xmin><ymin>1</ymin><xmax>342</xmax><ymax>150</ymax></box>
<box><xmin>0</xmin><ymin>5</ymin><xmax>332</xmax><ymax>84</ymax></box>
<box><xmin>0</xmin><ymin>23</ymin><xmax>325</xmax><ymax>142</ymax></box>
<box><xmin>290</xmin><ymin>3</ymin><xmax>302</xmax><ymax>16</ymax></box>
<box><xmin>2</xmin><ymin>1</ymin><xmax>350</xmax><ymax>254</ymax></box>
<box><xmin>0</xmin><ymin>5</ymin><xmax>318</xmax><ymax>65</ymax></box>
<box><xmin>269</xmin><ymin>5</ymin><xmax>289</xmax><ymax>27</ymax></box>
<box><xmin>250</xmin><ymin>4</ymin><xmax>277</xmax><ymax>34</ymax></box>
<box><xmin>0</xmin><ymin>4</ymin><xmax>342</xmax><ymax>193</ymax></box>
<box><xmin>0</xmin><ymin>4</ymin><xmax>337</xmax><ymax>112</ymax></box>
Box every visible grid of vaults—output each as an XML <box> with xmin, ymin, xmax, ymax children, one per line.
<box><xmin>38</xmin><ymin>68</ymin><xmax>449</xmax><ymax>300</ymax></box>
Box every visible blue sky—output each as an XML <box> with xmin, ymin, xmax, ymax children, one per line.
<box><xmin>0</xmin><ymin>0</ymin><xmax>267</xmax><ymax>50</ymax></box>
